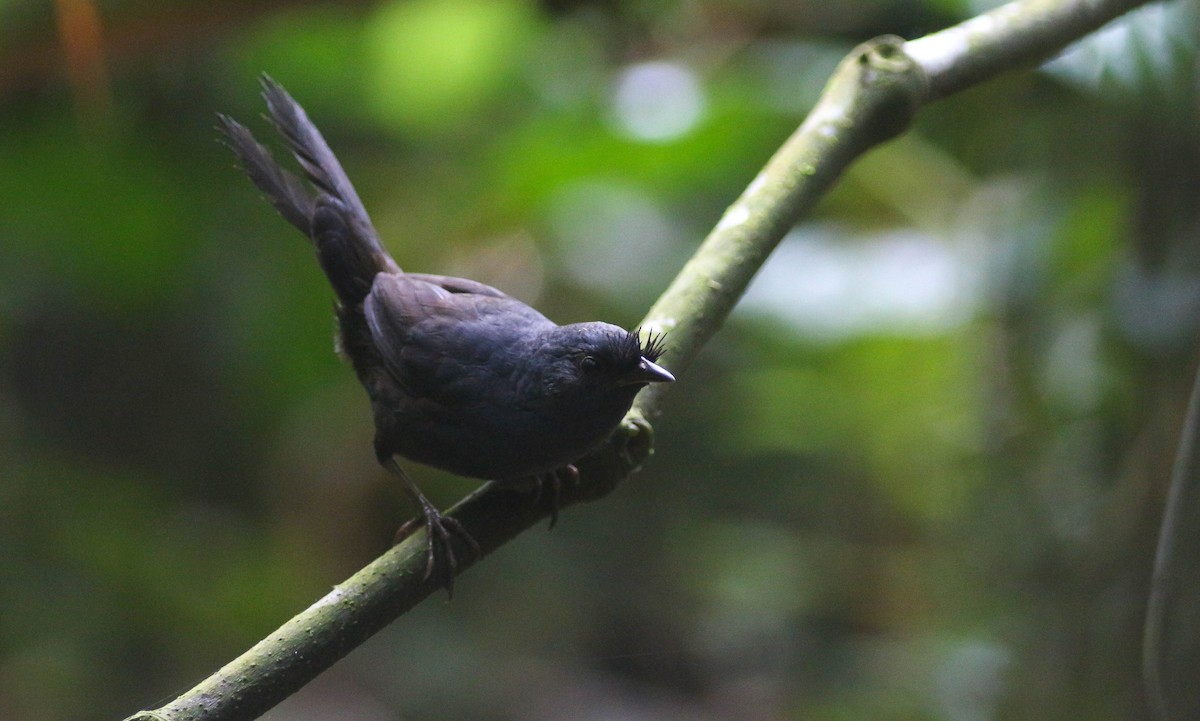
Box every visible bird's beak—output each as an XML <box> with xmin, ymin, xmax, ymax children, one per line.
<box><xmin>624</xmin><ymin>357</ymin><xmax>675</xmax><ymax>385</ymax></box>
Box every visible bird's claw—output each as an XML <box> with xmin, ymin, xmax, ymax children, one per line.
<box><xmin>534</xmin><ymin>464</ymin><xmax>580</xmax><ymax>529</ymax></box>
<box><xmin>618</xmin><ymin>416</ymin><xmax>655</xmax><ymax>472</ymax></box>
<box><xmin>407</xmin><ymin>509</ymin><xmax>479</xmax><ymax>598</ymax></box>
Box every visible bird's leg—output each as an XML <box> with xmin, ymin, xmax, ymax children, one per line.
<box><xmin>381</xmin><ymin>457</ymin><xmax>479</xmax><ymax>596</ymax></box>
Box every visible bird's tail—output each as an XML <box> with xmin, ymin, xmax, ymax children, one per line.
<box><xmin>218</xmin><ymin>75</ymin><xmax>398</xmax><ymax>306</ymax></box>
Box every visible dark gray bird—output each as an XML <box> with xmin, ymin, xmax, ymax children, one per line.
<box><xmin>217</xmin><ymin>76</ymin><xmax>674</xmax><ymax>592</ymax></box>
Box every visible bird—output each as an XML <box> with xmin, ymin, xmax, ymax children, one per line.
<box><xmin>217</xmin><ymin>76</ymin><xmax>675</xmax><ymax>593</ymax></box>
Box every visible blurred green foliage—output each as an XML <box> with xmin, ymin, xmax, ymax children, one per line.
<box><xmin>1</xmin><ymin>1</ymin><xmax>1198</xmax><ymax>720</ymax></box>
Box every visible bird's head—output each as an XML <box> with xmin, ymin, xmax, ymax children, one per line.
<box><xmin>537</xmin><ymin>322</ymin><xmax>674</xmax><ymax>407</ymax></box>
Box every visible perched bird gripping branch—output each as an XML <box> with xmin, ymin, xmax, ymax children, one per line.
<box><xmin>218</xmin><ymin>76</ymin><xmax>675</xmax><ymax>593</ymax></box>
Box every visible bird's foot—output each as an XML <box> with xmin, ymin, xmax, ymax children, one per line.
<box><xmin>380</xmin><ymin>456</ymin><xmax>478</xmax><ymax>597</ymax></box>
<box><xmin>618</xmin><ymin>416</ymin><xmax>655</xmax><ymax>473</ymax></box>
<box><xmin>535</xmin><ymin>464</ymin><xmax>580</xmax><ymax>530</ymax></box>
<box><xmin>423</xmin><ymin>510</ymin><xmax>479</xmax><ymax>597</ymax></box>
<box><xmin>395</xmin><ymin>505</ymin><xmax>479</xmax><ymax>598</ymax></box>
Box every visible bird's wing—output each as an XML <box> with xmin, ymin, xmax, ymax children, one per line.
<box><xmin>363</xmin><ymin>273</ymin><xmax>551</xmax><ymax>399</ymax></box>
<box><xmin>403</xmin><ymin>273</ymin><xmax>512</xmax><ymax>299</ymax></box>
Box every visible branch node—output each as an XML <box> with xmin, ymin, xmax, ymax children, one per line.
<box><xmin>842</xmin><ymin>35</ymin><xmax>928</xmax><ymax>143</ymax></box>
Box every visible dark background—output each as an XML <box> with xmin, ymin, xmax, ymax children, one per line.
<box><xmin>2</xmin><ymin>1</ymin><xmax>1198</xmax><ymax>719</ymax></box>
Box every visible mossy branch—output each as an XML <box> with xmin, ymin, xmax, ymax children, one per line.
<box><xmin>125</xmin><ymin>0</ymin><xmax>1153</xmax><ymax>719</ymax></box>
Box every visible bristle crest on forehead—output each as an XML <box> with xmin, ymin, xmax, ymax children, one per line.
<box><xmin>633</xmin><ymin>327</ymin><xmax>667</xmax><ymax>362</ymax></box>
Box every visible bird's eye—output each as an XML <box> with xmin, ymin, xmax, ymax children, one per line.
<box><xmin>580</xmin><ymin>355</ymin><xmax>600</xmax><ymax>372</ymax></box>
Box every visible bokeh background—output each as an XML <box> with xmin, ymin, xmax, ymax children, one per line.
<box><xmin>2</xmin><ymin>1</ymin><xmax>1199</xmax><ymax>719</ymax></box>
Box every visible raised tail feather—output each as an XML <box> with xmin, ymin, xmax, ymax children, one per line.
<box><xmin>217</xmin><ymin>112</ymin><xmax>314</xmax><ymax>235</ymax></box>
<box><xmin>218</xmin><ymin>75</ymin><xmax>399</xmax><ymax>306</ymax></box>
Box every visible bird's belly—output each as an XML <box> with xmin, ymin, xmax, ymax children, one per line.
<box><xmin>391</xmin><ymin>403</ymin><xmax>614</xmax><ymax>481</ymax></box>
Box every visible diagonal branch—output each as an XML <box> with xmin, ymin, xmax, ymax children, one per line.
<box><xmin>125</xmin><ymin>0</ymin><xmax>1154</xmax><ymax>719</ymax></box>
<box><xmin>632</xmin><ymin>0</ymin><xmax>1149</xmax><ymax>420</ymax></box>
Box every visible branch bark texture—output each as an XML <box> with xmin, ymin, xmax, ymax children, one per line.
<box><xmin>126</xmin><ymin>0</ymin><xmax>1156</xmax><ymax>719</ymax></box>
